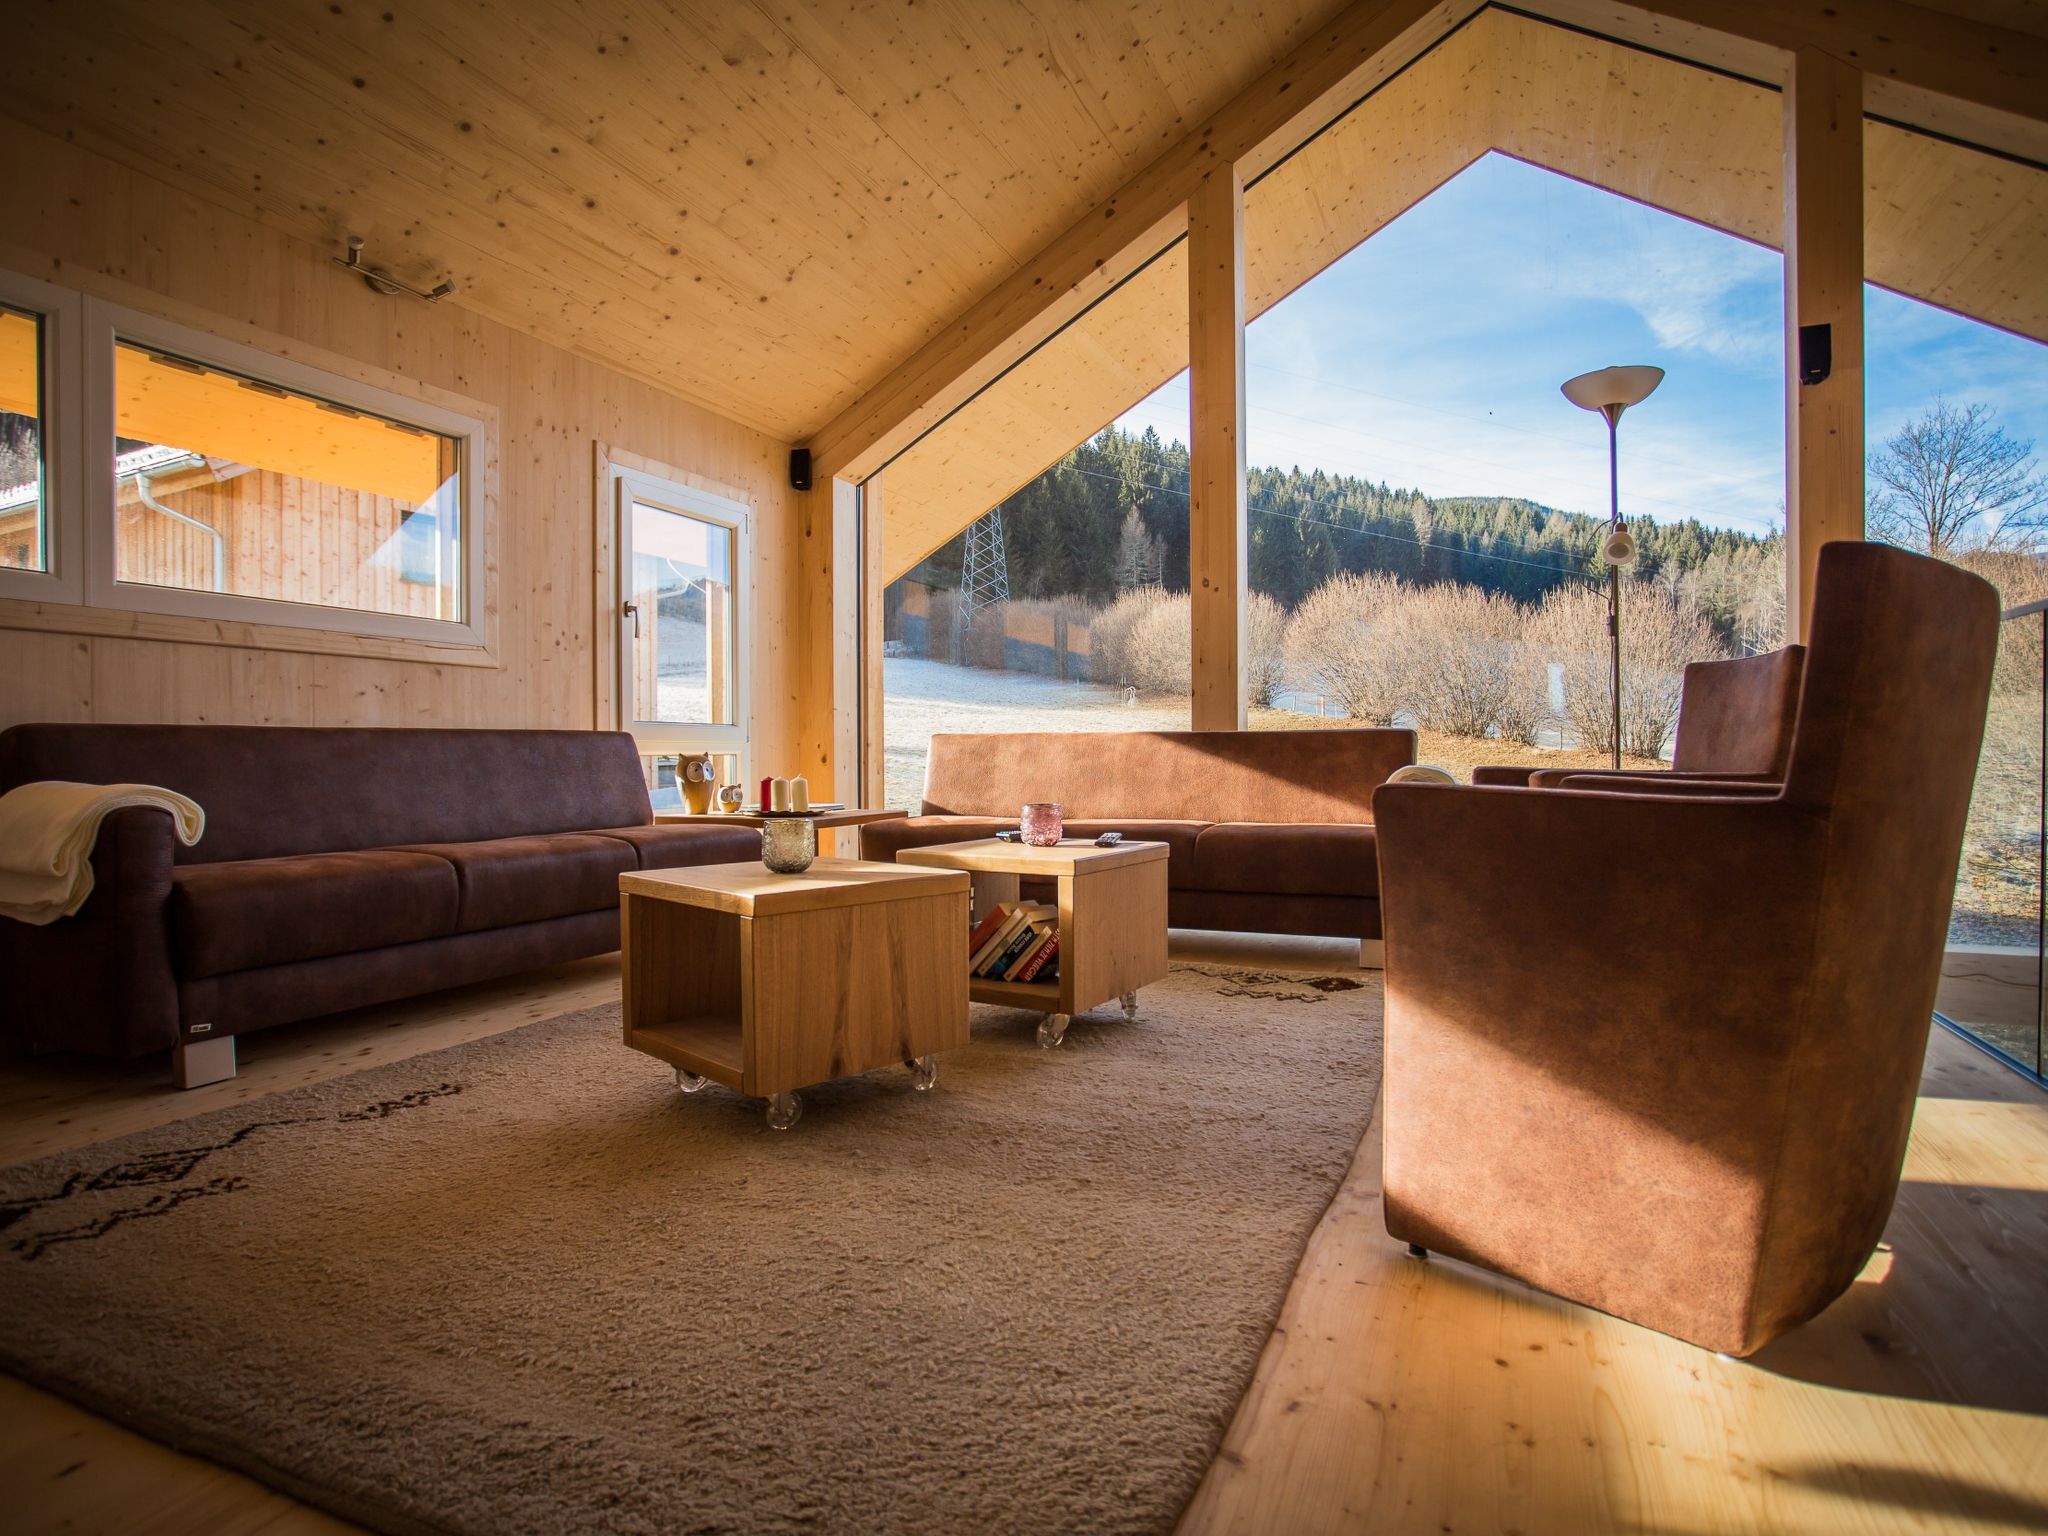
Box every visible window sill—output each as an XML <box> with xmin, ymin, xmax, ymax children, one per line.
<box><xmin>0</xmin><ymin>595</ymin><xmax>500</xmax><ymax>668</ymax></box>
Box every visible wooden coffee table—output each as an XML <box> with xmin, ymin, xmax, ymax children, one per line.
<box><xmin>895</xmin><ymin>838</ymin><xmax>1169</xmax><ymax>1048</ymax></box>
<box><xmin>619</xmin><ymin>858</ymin><xmax>970</xmax><ymax>1129</ymax></box>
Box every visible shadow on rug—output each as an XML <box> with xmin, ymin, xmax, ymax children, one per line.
<box><xmin>0</xmin><ymin>962</ymin><xmax>1382</xmax><ymax>1536</ymax></box>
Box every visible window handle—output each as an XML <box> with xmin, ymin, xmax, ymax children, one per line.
<box><xmin>623</xmin><ymin>600</ymin><xmax>640</xmax><ymax>638</ymax></box>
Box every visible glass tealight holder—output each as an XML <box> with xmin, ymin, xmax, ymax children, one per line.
<box><xmin>761</xmin><ymin>815</ymin><xmax>817</xmax><ymax>873</ymax></box>
<box><xmin>1020</xmin><ymin>802</ymin><xmax>1064</xmax><ymax>847</ymax></box>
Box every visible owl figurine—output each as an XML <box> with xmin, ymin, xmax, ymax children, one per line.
<box><xmin>679</xmin><ymin>751</ymin><xmax>718</xmax><ymax>814</ymax></box>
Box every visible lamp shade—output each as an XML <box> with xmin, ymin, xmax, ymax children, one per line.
<box><xmin>1561</xmin><ymin>365</ymin><xmax>1665</xmax><ymax>420</ymax></box>
<box><xmin>1601</xmin><ymin>523</ymin><xmax>1639</xmax><ymax>568</ymax></box>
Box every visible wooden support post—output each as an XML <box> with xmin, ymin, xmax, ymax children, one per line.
<box><xmin>796</xmin><ymin>477</ymin><xmax>860</xmax><ymax>805</ymax></box>
<box><xmin>858</xmin><ymin>474</ymin><xmax>887</xmax><ymax>809</ymax></box>
<box><xmin>1188</xmin><ymin>166</ymin><xmax>1248</xmax><ymax>732</ymax></box>
<box><xmin>1783</xmin><ymin>45</ymin><xmax>1865</xmax><ymax>643</ymax></box>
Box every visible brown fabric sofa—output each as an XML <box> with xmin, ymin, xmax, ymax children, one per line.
<box><xmin>1372</xmin><ymin>543</ymin><xmax>1998</xmax><ymax>1355</ymax></box>
<box><xmin>861</xmin><ymin>728</ymin><xmax>1416</xmax><ymax>959</ymax></box>
<box><xmin>0</xmin><ymin>725</ymin><xmax>759</xmax><ymax>1080</ymax></box>
<box><xmin>1472</xmin><ymin>644</ymin><xmax>1807</xmax><ymax>792</ymax></box>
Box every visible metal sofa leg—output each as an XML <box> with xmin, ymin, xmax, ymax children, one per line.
<box><xmin>173</xmin><ymin>1034</ymin><xmax>236</xmax><ymax>1089</ymax></box>
<box><xmin>1358</xmin><ymin>938</ymin><xmax>1385</xmax><ymax>970</ymax></box>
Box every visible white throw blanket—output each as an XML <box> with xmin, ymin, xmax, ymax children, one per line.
<box><xmin>0</xmin><ymin>781</ymin><xmax>205</xmax><ymax>926</ymax></box>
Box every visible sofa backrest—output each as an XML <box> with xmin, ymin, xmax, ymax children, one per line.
<box><xmin>0</xmin><ymin>725</ymin><xmax>654</xmax><ymax>864</ymax></box>
<box><xmin>1672</xmin><ymin>645</ymin><xmax>1806</xmax><ymax>776</ymax></box>
<box><xmin>921</xmin><ymin>729</ymin><xmax>1416</xmax><ymax>824</ymax></box>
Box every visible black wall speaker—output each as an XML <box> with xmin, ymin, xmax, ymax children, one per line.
<box><xmin>1797</xmin><ymin>323</ymin><xmax>1832</xmax><ymax>386</ymax></box>
<box><xmin>789</xmin><ymin>447</ymin><xmax>814</xmax><ymax>491</ymax></box>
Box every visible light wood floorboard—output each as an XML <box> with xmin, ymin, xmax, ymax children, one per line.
<box><xmin>3</xmin><ymin>937</ymin><xmax>2044</xmax><ymax>1535</ymax></box>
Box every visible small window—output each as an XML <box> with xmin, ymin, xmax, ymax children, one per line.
<box><xmin>0</xmin><ymin>302</ymin><xmax>46</xmax><ymax>574</ymax></box>
<box><xmin>110</xmin><ymin>339</ymin><xmax>466</xmax><ymax>624</ymax></box>
<box><xmin>609</xmin><ymin>461</ymin><xmax>750</xmax><ymax>765</ymax></box>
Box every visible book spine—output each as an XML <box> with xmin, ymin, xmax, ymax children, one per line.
<box><xmin>987</xmin><ymin>922</ymin><xmax>1044</xmax><ymax>979</ymax></box>
<box><xmin>1013</xmin><ymin>933</ymin><xmax>1059</xmax><ymax>983</ymax></box>
<box><xmin>966</xmin><ymin>904</ymin><xmax>1008</xmax><ymax>954</ymax></box>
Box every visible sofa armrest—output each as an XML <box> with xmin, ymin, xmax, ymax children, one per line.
<box><xmin>1527</xmin><ymin>768</ymin><xmax>1782</xmax><ymax>790</ymax></box>
<box><xmin>1372</xmin><ymin>782</ymin><xmax>1830</xmax><ymax>1349</ymax></box>
<box><xmin>1469</xmin><ymin>765</ymin><xmax>1536</xmax><ymax>786</ymax></box>
<box><xmin>0</xmin><ymin>806</ymin><xmax>181</xmax><ymax>1057</ymax></box>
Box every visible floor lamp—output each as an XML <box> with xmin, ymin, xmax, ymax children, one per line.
<box><xmin>1561</xmin><ymin>365</ymin><xmax>1664</xmax><ymax>769</ymax></box>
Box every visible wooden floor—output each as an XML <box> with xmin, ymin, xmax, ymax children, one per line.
<box><xmin>3</xmin><ymin>938</ymin><xmax>2045</xmax><ymax>1535</ymax></box>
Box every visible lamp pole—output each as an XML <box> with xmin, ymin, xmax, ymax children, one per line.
<box><xmin>1606</xmin><ymin>409</ymin><xmax>1622</xmax><ymax>771</ymax></box>
<box><xmin>1561</xmin><ymin>365</ymin><xmax>1664</xmax><ymax>772</ymax></box>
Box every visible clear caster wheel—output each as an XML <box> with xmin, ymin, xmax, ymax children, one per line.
<box><xmin>674</xmin><ymin>1067</ymin><xmax>708</xmax><ymax>1094</ymax></box>
<box><xmin>905</xmin><ymin>1054</ymin><xmax>938</xmax><ymax>1091</ymax></box>
<box><xmin>1037</xmin><ymin>1013</ymin><xmax>1070</xmax><ymax>1050</ymax></box>
<box><xmin>765</xmin><ymin>1091</ymin><xmax>803</xmax><ymax>1131</ymax></box>
<box><xmin>1121</xmin><ymin>990</ymin><xmax>1139</xmax><ymax>1022</ymax></box>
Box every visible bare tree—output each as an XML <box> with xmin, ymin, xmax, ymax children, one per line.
<box><xmin>1867</xmin><ymin>400</ymin><xmax>2048</xmax><ymax>557</ymax></box>
<box><xmin>1111</xmin><ymin>507</ymin><xmax>1164</xmax><ymax>592</ymax></box>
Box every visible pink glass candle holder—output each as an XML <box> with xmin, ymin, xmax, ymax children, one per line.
<box><xmin>1020</xmin><ymin>802</ymin><xmax>1063</xmax><ymax>847</ymax></box>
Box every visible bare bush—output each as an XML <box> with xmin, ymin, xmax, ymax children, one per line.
<box><xmin>1399</xmin><ymin>582</ymin><xmax>1538</xmax><ymax>740</ymax></box>
<box><xmin>1247</xmin><ymin>592</ymin><xmax>1287</xmax><ymax>707</ymax></box>
<box><xmin>1093</xmin><ymin>585</ymin><xmax>1190</xmax><ymax>695</ymax></box>
<box><xmin>1532</xmin><ymin>579</ymin><xmax>1725</xmax><ymax>759</ymax></box>
<box><xmin>1284</xmin><ymin>572</ymin><xmax>1408</xmax><ymax>725</ymax></box>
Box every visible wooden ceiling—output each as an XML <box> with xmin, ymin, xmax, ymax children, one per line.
<box><xmin>0</xmin><ymin>0</ymin><xmax>1347</xmax><ymax>439</ymax></box>
<box><xmin>879</xmin><ymin>5</ymin><xmax>2048</xmax><ymax>579</ymax></box>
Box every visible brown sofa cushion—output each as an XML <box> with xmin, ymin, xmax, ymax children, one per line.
<box><xmin>391</xmin><ymin>834</ymin><xmax>635</xmax><ymax>932</ymax></box>
<box><xmin>1193</xmin><ymin>823</ymin><xmax>1379</xmax><ymax>899</ymax></box>
<box><xmin>1061</xmin><ymin>819</ymin><xmax>1207</xmax><ymax>886</ymax></box>
<box><xmin>170</xmin><ymin>850</ymin><xmax>460</xmax><ymax>979</ymax></box>
<box><xmin>594</xmin><ymin>823</ymin><xmax>763</xmax><ymax>869</ymax></box>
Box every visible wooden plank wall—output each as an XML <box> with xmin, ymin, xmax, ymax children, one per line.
<box><xmin>0</xmin><ymin>117</ymin><xmax>802</xmax><ymax>768</ymax></box>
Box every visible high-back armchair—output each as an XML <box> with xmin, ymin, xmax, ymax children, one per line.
<box><xmin>1472</xmin><ymin>643</ymin><xmax>1806</xmax><ymax>790</ymax></box>
<box><xmin>1372</xmin><ymin>543</ymin><xmax>1998</xmax><ymax>1355</ymax></box>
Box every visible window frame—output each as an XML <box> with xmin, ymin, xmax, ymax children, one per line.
<box><xmin>81</xmin><ymin>297</ymin><xmax>490</xmax><ymax>649</ymax></box>
<box><xmin>0</xmin><ymin>267</ymin><xmax>85</xmax><ymax>607</ymax></box>
<box><xmin>607</xmin><ymin>459</ymin><xmax>753</xmax><ymax>764</ymax></box>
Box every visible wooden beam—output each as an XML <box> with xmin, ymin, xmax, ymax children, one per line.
<box><xmin>1188</xmin><ymin>168</ymin><xmax>1248</xmax><ymax>733</ymax></box>
<box><xmin>795</xmin><ymin>477</ymin><xmax>859</xmax><ymax>801</ymax></box>
<box><xmin>1525</xmin><ymin>0</ymin><xmax>2048</xmax><ymax>164</ymax></box>
<box><xmin>858</xmin><ymin>475</ymin><xmax>887</xmax><ymax>808</ymax></box>
<box><xmin>803</xmin><ymin>0</ymin><xmax>1477</xmax><ymax>484</ymax></box>
<box><xmin>1783</xmin><ymin>45</ymin><xmax>1866</xmax><ymax>643</ymax></box>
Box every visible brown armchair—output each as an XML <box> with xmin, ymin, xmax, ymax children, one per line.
<box><xmin>1372</xmin><ymin>543</ymin><xmax>1998</xmax><ymax>1355</ymax></box>
<box><xmin>1472</xmin><ymin>642</ymin><xmax>1805</xmax><ymax>790</ymax></box>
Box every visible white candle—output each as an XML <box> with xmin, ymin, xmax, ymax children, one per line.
<box><xmin>770</xmin><ymin>777</ymin><xmax>790</xmax><ymax>812</ymax></box>
<box><xmin>790</xmin><ymin>775</ymin><xmax>809</xmax><ymax>813</ymax></box>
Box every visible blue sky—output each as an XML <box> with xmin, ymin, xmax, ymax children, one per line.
<box><xmin>1115</xmin><ymin>151</ymin><xmax>2048</xmax><ymax>541</ymax></box>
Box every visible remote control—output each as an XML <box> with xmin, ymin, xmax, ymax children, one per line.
<box><xmin>995</xmin><ymin>829</ymin><xmax>1023</xmax><ymax>843</ymax></box>
<box><xmin>1094</xmin><ymin>831</ymin><xmax>1123</xmax><ymax>847</ymax></box>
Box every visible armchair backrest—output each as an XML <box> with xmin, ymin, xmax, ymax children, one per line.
<box><xmin>1671</xmin><ymin>646</ymin><xmax>1806</xmax><ymax>775</ymax></box>
<box><xmin>1755</xmin><ymin>541</ymin><xmax>1998</xmax><ymax>1335</ymax></box>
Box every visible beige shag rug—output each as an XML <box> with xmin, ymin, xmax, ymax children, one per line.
<box><xmin>0</xmin><ymin>961</ymin><xmax>1381</xmax><ymax>1536</ymax></box>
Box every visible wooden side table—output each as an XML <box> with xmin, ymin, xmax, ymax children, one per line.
<box><xmin>619</xmin><ymin>858</ymin><xmax>969</xmax><ymax>1129</ymax></box>
<box><xmin>895</xmin><ymin>838</ymin><xmax>1170</xmax><ymax>1049</ymax></box>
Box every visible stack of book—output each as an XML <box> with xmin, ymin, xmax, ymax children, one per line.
<box><xmin>967</xmin><ymin>901</ymin><xmax>1060</xmax><ymax>984</ymax></box>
